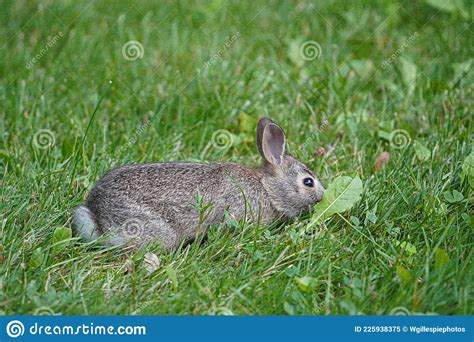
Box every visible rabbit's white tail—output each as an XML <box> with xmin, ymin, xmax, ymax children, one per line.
<box><xmin>73</xmin><ymin>206</ymin><xmax>99</xmax><ymax>242</ymax></box>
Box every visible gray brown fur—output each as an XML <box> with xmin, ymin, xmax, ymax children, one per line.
<box><xmin>73</xmin><ymin>118</ymin><xmax>324</xmax><ymax>250</ymax></box>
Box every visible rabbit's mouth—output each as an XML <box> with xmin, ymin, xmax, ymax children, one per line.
<box><xmin>313</xmin><ymin>185</ymin><xmax>325</xmax><ymax>203</ymax></box>
<box><xmin>293</xmin><ymin>187</ymin><xmax>325</xmax><ymax>217</ymax></box>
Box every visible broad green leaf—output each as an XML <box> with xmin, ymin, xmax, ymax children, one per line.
<box><xmin>295</xmin><ymin>276</ymin><xmax>316</xmax><ymax>292</ymax></box>
<box><xmin>461</xmin><ymin>150</ymin><xmax>474</xmax><ymax>188</ymax></box>
<box><xmin>287</xmin><ymin>39</ymin><xmax>304</xmax><ymax>67</ymax></box>
<box><xmin>51</xmin><ymin>226</ymin><xmax>72</xmax><ymax>254</ymax></box>
<box><xmin>378</xmin><ymin>130</ymin><xmax>391</xmax><ymax>141</ymax></box>
<box><xmin>285</xmin><ymin>264</ymin><xmax>300</xmax><ymax>277</ymax></box>
<box><xmin>165</xmin><ymin>266</ymin><xmax>179</xmax><ymax>290</ymax></box>
<box><xmin>443</xmin><ymin>190</ymin><xmax>464</xmax><ymax>203</ymax></box>
<box><xmin>452</xmin><ymin>190</ymin><xmax>464</xmax><ymax>201</ymax></box>
<box><xmin>312</xmin><ymin>176</ymin><xmax>363</xmax><ymax>221</ymax></box>
<box><xmin>343</xmin><ymin>59</ymin><xmax>373</xmax><ymax>79</ymax></box>
<box><xmin>364</xmin><ymin>208</ymin><xmax>377</xmax><ymax>225</ymax></box>
<box><xmin>434</xmin><ymin>248</ymin><xmax>450</xmax><ymax>269</ymax></box>
<box><xmin>283</xmin><ymin>301</ymin><xmax>295</xmax><ymax>315</ymax></box>
<box><xmin>385</xmin><ymin>222</ymin><xmax>401</xmax><ymax>235</ymax></box>
<box><xmin>395</xmin><ymin>240</ymin><xmax>417</xmax><ymax>255</ymax></box>
<box><xmin>350</xmin><ymin>216</ymin><xmax>360</xmax><ymax>226</ymax></box>
<box><xmin>413</xmin><ymin>140</ymin><xmax>431</xmax><ymax>161</ymax></box>
<box><xmin>238</xmin><ymin>112</ymin><xmax>257</xmax><ymax>145</ymax></box>
<box><xmin>461</xmin><ymin>213</ymin><xmax>472</xmax><ymax>225</ymax></box>
<box><xmin>238</xmin><ymin>112</ymin><xmax>257</xmax><ymax>134</ymax></box>
<box><xmin>396</xmin><ymin>265</ymin><xmax>412</xmax><ymax>284</ymax></box>
<box><xmin>29</xmin><ymin>247</ymin><xmax>45</xmax><ymax>269</ymax></box>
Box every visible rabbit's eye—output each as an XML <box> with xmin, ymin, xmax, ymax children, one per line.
<box><xmin>303</xmin><ymin>177</ymin><xmax>314</xmax><ymax>187</ymax></box>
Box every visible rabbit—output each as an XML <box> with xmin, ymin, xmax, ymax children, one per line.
<box><xmin>72</xmin><ymin>117</ymin><xmax>325</xmax><ymax>250</ymax></box>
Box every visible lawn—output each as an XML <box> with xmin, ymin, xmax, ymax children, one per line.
<box><xmin>0</xmin><ymin>0</ymin><xmax>472</xmax><ymax>315</ymax></box>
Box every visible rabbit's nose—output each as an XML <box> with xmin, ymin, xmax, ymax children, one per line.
<box><xmin>315</xmin><ymin>184</ymin><xmax>324</xmax><ymax>202</ymax></box>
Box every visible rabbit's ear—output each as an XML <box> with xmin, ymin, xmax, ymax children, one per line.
<box><xmin>261</xmin><ymin>123</ymin><xmax>286</xmax><ymax>165</ymax></box>
<box><xmin>256</xmin><ymin>117</ymin><xmax>273</xmax><ymax>157</ymax></box>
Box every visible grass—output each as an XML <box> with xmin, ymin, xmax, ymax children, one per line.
<box><xmin>0</xmin><ymin>0</ymin><xmax>473</xmax><ymax>315</ymax></box>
